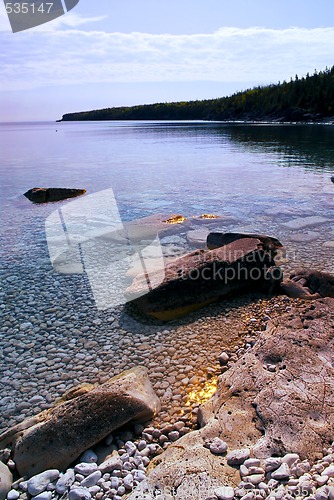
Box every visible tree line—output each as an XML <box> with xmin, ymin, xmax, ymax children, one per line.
<box><xmin>59</xmin><ymin>66</ymin><xmax>334</xmax><ymax>122</ymax></box>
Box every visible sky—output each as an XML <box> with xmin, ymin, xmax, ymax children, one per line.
<box><xmin>1</xmin><ymin>0</ymin><xmax>334</xmax><ymax>121</ymax></box>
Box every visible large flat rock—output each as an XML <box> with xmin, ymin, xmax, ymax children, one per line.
<box><xmin>126</xmin><ymin>238</ymin><xmax>281</xmax><ymax>320</ymax></box>
<box><xmin>129</xmin><ymin>298</ymin><xmax>334</xmax><ymax>498</ymax></box>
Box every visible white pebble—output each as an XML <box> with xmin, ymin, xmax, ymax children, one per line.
<box><xmin>322</xmin><ymin>465</ymin><xmax>334</xmax><ymax>477</ymax></box>
<box><xmin>7</xmin><ymin>490</ymin><xmax>20</xmax><ymax>500</ymax></box>
<box><xmin>74</xmin><ymin>463</ymin><xmax>98</xmax><ymax>476</ymax></box>
<box><xmin>282</xmin><ymin>453</ymin><xmax>300</xmax><ymax>467</ymax></box>
<box><xmin>214</xmin><ymin>485</ymin><xmax>235</xmax><ymax>499</ymax></box>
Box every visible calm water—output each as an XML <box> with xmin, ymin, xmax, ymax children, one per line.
<box><xmin>1</xmin><ymin>121</ymin><xmax>333</xmax><ymax>272</ymax></box>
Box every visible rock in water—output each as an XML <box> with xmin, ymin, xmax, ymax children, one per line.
<box><xmin>0</xmin><ymin>461</ymin><xmax>13</xmax><ymax>500</ymax></box>
<box><xmin>24</xmin><ymin>187</ymin><xmax>86</xmax><ymax>203</ymax></box>
<box><xmin>206</xmin><ymin>232</ymin><xmax>283</xmax><ymax>253</ymax></box>
<box><xmin>280</xmin><ymin>269</ymin><xmax>334</xmax><ymax>299</ymax></box>
<box><xmin>331</xmin><ymin>175</ymin><xmax>334</xmax><ymax>183</ymax></box>
<box><xmin>0</xmin><ymin>367</ymin><xmax>160</xmax><ymax>477</ymax></box>
<box><xmin>126</xmin><ymin>237</ymin><xmax>282</xmax><ymax>320</ymax></box>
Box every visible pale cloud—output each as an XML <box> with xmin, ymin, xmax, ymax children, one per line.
<box><xmin>1</xmin><ymin>25</ymin><xmax>334</xmax><ymax>91</ymax></box>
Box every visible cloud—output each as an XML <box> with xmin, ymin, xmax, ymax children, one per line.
<box><xmin>1</xmin><ymin>25</ymin><xmax>334</xmax><ymax>91</ymax></box>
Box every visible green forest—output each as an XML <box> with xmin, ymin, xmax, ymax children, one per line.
<box><xmin>59</xmin><ymin>66</ymin><xmax>334</xmax><ymax>122</ymax></box>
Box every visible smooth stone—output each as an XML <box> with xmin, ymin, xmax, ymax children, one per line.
<box><xmin>322</xmin><ymin>465</ymin><xmax>334</xmax><ymax>477</ymax></box>
<box><xmin>270</xmin><ymin>462</ymin><xmax>290</xmax><ymax>480</ymax></box>
<box><xmin>243</xmin><ymin>459</ymin><xmax>261</xmax><ymax>468</ymax></box>
<box><xmin>74</xmin><ymin>463</ymin><xmax>98</xmax><ymax>476</ymax></box>
<box><xmin>98</xmin><ymin>457</ymin><xmax>123</xmax><ymax>474</ymax></box>
<box><xmin>55</xmin><ymin>469</ymin><xmax>75</xmax><ymax>494</ymax></box>
<box><xmin>323</xmin><ymin>240</ymin><xmax>334</xmax><ymax>248</ymax></box>
<box><xmin>282</xmin><ymin>453</ymin><xmax>300</xmax><ymax>467</ymax></box>
<box><xmin>209</xmin><ymin>437</ymin><xmax>228</xmax><ymax>455</ymax></box>
<box><xmin>124</xmin><ymin>441</ymin><xmax>137</xmax><ymax>457</ymax></box>
<box><xmin>6</xmin><ymin>491</ymin><xmax>19</xmax><ymax>500</ymax></box>
<box><xmin>281</xmin><ymin>216</ymin><xmax>330</xmax><ymax>230</ymax></box>
<box><xmin>79</xmin><ymin>450</ymin><xmax>98</xmax><ymax>464</ymax></box>
<box><xmin>81</xmin><ymin>471</ymin><xmax>102</xmax><ymax>488</ymax></box>
<box><xmin>214</xmin><ymin>486</ymin><xmax>235</xmax><ymax>499</ymax></box>
<box><xmin>226</xmin><ymin>449</ymin><xmax>250</xmax><ymax>466</ymax></box>
<box><xmin>289</xmin><ymin>231</ymin><xmax>320</xmax><ymax>243</ymax></box>
<box><xmin>244</xmin><ymin>473</ymin><xmax>265</xmax><ymax>485</ymax></box>
<box><xmin>123</xmin><ymin>473</ymin><xmax>134</xmax><ymax>489</ymax></box>
<box><xmin>0</xmin><ymin>461</ymin><xmax>13</xmax><ymax>500</ymax></box>
<box><xmin>27</xmin><ymin>470</ymin><xmax>60</xmax><ymax>496</ymax></box>
<box><xmin>32</xmin><ymin>492</ymin><xmax>52</xmax><ymax>500</ymax></box>
<box><xmin>68</xmin><ymin>487</ymin><xmax>91</xmax><ymax>500</ymax></box>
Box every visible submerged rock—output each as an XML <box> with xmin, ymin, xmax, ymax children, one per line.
<box><xmin>280</xmin><ymin>269</ymin><xmax>334</xmax><ymax>299</ymax></box>
<box><xmin>126</xmin><ymin>236</ymin><xmax>282</xmax><ymax>320</ymax></box>
<box><xmin>0</xmin><ymin>367</ymin><xmax>160</xmax><ymax>477</ymax></box>
<box><xmin>24</xmin><ymin>187</ymin><xmax>86</xmax><ymax>203</ymax></box>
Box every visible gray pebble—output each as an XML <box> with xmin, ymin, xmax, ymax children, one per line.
<box><xmin>209</xmin><ymin>437</ymin><xmax>228</xmax><ymax>455</ymax></box>
<box><xmin>69</xmin><ymin>486</ymin><xmax>91</xmax><ymax>500</ymax></box>
<box><xmin>227</xmin><ymin>449</ymin><xmax>251</xmax><ymax>466</ymax></box>
<box><xmin>271</xmin><ymin>463</ymin><xmax>290</xmax><ymax>480</ymax></box>
<box><xmin>74</xmin><ymin>463</ymin><xmax>98</xmax><ymax>476</ymax></box>
<box><xmin>56</xmin><ymin>469</ymin><xmax>75</xmax><ymax>494</ymax></box>
<box><xmin>81</xmin><ymin>471</ymin><xmax>102</xmax><ymax>488</ymax></box>
<box><xmin>27</xmin><ymin>470</ymin><xmax>60</xmax><ymax>496</ymax></box>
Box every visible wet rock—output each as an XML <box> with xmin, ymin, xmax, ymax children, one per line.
<box><xmin>24</xmin><ymin>188</ymin><xmax>86</xmax><ymax>203</ymax></box>
<box><xmin>280</xmin><ymin>269</ymin><xmax>334</xmax><ymax>299</ymax></box>
<box><xmin>0</xmin><ymin>367</ymin><xmax>160</xmax><ymax>477</ymax></box>
<box><xmin>206</xmin><ymin>232</ymin><xmax>283</xmax><ymax>253</ymax></box>
<box><xmin>126</xmin><ymin>238</ymin><xmax>282</xmax><ymax>320</ymax></box>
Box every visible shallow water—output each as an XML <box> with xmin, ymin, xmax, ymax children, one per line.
<box><xmin>0</xmin><ymin>121</ymin><xmax>334</xmax><ymax>430</ymax></box>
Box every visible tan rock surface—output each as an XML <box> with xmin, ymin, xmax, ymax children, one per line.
<box><xmin>129</xmin><ymin>298</ymin><xmax>334</xmax><ymax>499</ymax></box>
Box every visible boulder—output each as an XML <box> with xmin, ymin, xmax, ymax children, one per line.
<box><xmin>280</xmin><ymin>269</ymin><xmax>334</xmax><ymax>299</ymax></box>
<box><xmin>0</xmin><ymin>461</ymin><xmax>13</xmax><ymax>500</ymax></box>
<box><xmin>24</xmin><ymin>187</ymin><xmax>86</xmax><ymax>203</ymax></box>
<box><xmin>129</xmin><ymin>298</ymin><xmax>334</xmax><ymax>498</ymax></box>
<box><xmin>331</xmin><ymin>175</ymin><xmax>334</xmax><ymax>183</ymax></box>
<box><xmin>126</xmin><ymin>237</ymin><xmax>282</xmax><ymax>320</ymax></box>
<box><xmin>206</xmin><ymin>232</ymin><xmax>283</xmax><ymax>253</ymax></box>
<box><xmin>0</xmin><ymin>367</ymin><xmax>160</xmax><ymax>478</ymax></box>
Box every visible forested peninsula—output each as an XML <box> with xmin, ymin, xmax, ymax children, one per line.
<box><xmin>59</xmin><ymin>66</ymin><xmax>334</xmax><ymax>122</ymax></box>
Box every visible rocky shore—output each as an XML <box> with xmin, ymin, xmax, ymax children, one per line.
<box><xmin>1</xmin><ymin>296</ymin><xmax>334</xmax><ymax>499</ymax></box>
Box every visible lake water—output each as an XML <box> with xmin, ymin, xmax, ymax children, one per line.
<box><xmin>1</xmin><ymin>121</ymin><xmax>334</xmax><ymax>270</ymax></box>
<box><xmin>0</xmin><ymin>121</ymin><xmax>334</xmax><ymax>430</ymax></box>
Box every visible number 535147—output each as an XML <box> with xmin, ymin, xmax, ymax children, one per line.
<box><xmin>5</xmin><ymin>3</ymin><xmax>54</xmax><ymax>14</ymax></box>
